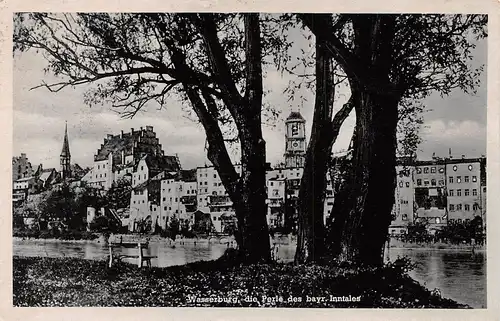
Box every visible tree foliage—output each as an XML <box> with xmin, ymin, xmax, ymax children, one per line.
<box><xmin>14</xmin><ymin>13</ymin><xmax>280</xmax><ymax>263</ymax></box>
<box><xmin>296</xmin><ymin>14</ymin><xmax>486</xmax><ymax>265</ymax></box>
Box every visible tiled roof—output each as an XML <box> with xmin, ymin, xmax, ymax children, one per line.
<box><xmin>286</xmin><ymin>111</ymin><xmax>305</xmax><ymax>121</ymax></box>
<box><xmin>177</xmin><ymin>169</ymin><xmax>197</xmax><ymax>182</ymax></box>
<box><xmin>139</xmin><ymin>154</ymin><xmax>180</xmax><ymax>173</ymax></box>
<box><xmin>95</xmin><ymin>133</ymin><xmax>138</xmax><ymax>161</ymax></box>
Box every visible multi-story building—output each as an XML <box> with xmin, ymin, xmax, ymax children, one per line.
<box><xmin>390</xmin><ymin>155</ymin><xmax>487</xmax><ymax>235</ymax></box>
<box><xmin>266</xmin><ymin>176</ymin><xmax>286</xmax><ymax>228</ymax></box>
<box><xmin>413</xmin><ymin>158</ymin><xmax>447</xmax><ymax>232</ymax></box>
<box><xmin>83</xmin><ymin>126</ymin><xmax>180</xmax><ymax>190</ymax></box>
<box><xmin>446</xmin><ymin>157</ymin><xmax>483</xmax><ymax>225</ymax></box>
<box><xmin>12</xmin><ymin>153</ymin><xmax>33</xmax><ymax>182</ymax></box>
<box><xmin>158</xmin><ymin>169</ymin><xmax>197</xmax><ymax>230</ymax></box>
<box><xmin>12</xmin><ymin>176</ymin><xmax>43</xmax><ymax>205</ymax></box>
<box><xmin>390</xmin><ymin>164</ymin><xmax>415</xmax><ymax>235</ymax></box>
<box><xmin>128</xmin><ymin>154</ymin><xmax>182</xmax><ymax>232</ymax></box>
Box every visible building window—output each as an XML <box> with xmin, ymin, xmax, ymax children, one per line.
<box><xmin>417</xmin><ymin>179</ymin><xmax>422</xmax><ymax>186</ymax></box>
<box><xmin>472</xmin><ymin>176</ymin><xmax>477</xmax><ymax>182</ymax></box>
<box><xmin>472</xmin><ymin>189</ymin><xmax>477</xmax><ymax>196</ymax></box>
<box><xmin>214</xmin><ymin>174</ymin><xmax>217</xmax><ymax>178</ymax></box>
<box><xmin>457</xmin><ymin>176</ymin><xmax>461</xmax><ymax>183</ymax></box>
<box><xmin>456</xmin><ymin>204</ymin><xmax>462</xmax><ymax>211</ymax></box>
<box><xmin>399</xmin><ymin>182</ymin><xmax>403</xmax><ymax>188</ymax></box>
<box><xmin>439</xmin><ymin>168</ymin><xmax>444</xmax><ymax>173</ymax></box>
<box><xmin>449</xmin><ymin>177</ymin><xmax>454</xmax><ymax>183</ymax></box>
<box><xmin>424</xmin><ymin>167</ymin><xmax>429</xmax><ymax>174</ymax></box>
<box><xmin>449</xmin><ymin>189</ymin><xmax>454</xmax><ymax>196</ymax></box>
<box><xmin>405</xmin><ymin>182</ymin><xmax>410</xmax><ymax>188</ymax></box>
<box><xmin>205</xmin><ymin>189</ymin><xmax>208</xmax><ymax>193</ymax></box>
<box><xmin>175</xmin><ymin>198</ymin><xmax>178</xmax><ymax>202</ymax></box>
<box><xmin>465</xmin><ymin>204</ymin><xmax>470</xmax><ymax>211</ymax></box>
<box><xmin>164</xmin><ymin>206</ymin><xmax>167</xmax><ymax>210</ymax></box>
<box><xmin>457</xmin><ymin>189</ymin><xmax>462</xmax><ymax>196</ymax></box>
<box><xmin>144</xmin><ymin>174</ymin><xmax>146</xmax><ymax>179</ymax></box>
<box><xmin>473</xmin><ymin>203</ymin><xmax>479</xmax><ymax>211</ymax></box>
<box><xmin>104</xmin><ymin>173</ymin><xmax>106</xmax><ymax>177</ymax></box>
<box><xmin>465</xmin><ymin>189</ymin><xmax>470</xmax><ymax>196</ymax></box>
<box><xmin>141</xmin><ymin>166</ymin><xmax>144</xmax><ymax>171</ymax></box>
<box><xmin>431</xmin><ymin>179</ymin><xmax>436</xmax><ymax>186</ymax></box>
<box><xmin>98</xmin><ymin>165</ymin><xmax>100</xmax><ymax>169</ymax></box>
<box><xmin>424</xmin><ymin>180</ymin><xmax>429</xmax><ymax>186</ymax></box>
<box><xmin>438</xmin><ymin>180</ymin><xmax>444</xmax><ymax>186</ymax></box>
<box><xmin>142</xmin><ymin>200</ymin><xmax>145</xmax><ymax>204</ymax></box>
<box><xmin>416</xmin><ymin>168</ymin><xmax>422</xmax><ymax>174</ymax></box>
<box><xmin>100</xmin><ymin>174</ymin><xmax>102</xmax><ymax>178</ymax></box>
<box><xmin>103</xmin><ymin>164</ymin><xmax>105</xmax><ymax>169</ymax></box>
<box><xmin>453</xmin><ymin>165</ymin><xmax>458</xmax><ymax>171</ymax></box>
<box><xmin>163</xmin><ymin>197</ymin><xmax>166</xmax><ymax>201</ymax></box>
<box><xmin>449</xmin><ymin>204</ymin><xmax>454</xmax><ymax>211</ymax></box>
<box><xmin>133</xmin><ymin>201</ymin><xmax>136</xmax><ymax>204</ymax></box>
<box><xmin>402</xmin><ymin>214</ymin><xmax>408</xmax><ymax>221</ymax></box>
<box><xmin>431</xmin><ymin>167</ymin><xmax>436</xmax><ymax>173</ymax></box>
<box><xmin>468</xmin><ymin>165</ymin><xmax>473</xmax><ymax>171</ymax></box>
<box><xmin>465</xmin><ymin>176</ymin><xmax>470</xmax><ymax>183</ymax></box>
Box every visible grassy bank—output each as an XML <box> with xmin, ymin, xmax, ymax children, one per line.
<box><xmin>13</xmin><ymin>253</ymin><xmax>467</xmax><ymax>308</ymax></box>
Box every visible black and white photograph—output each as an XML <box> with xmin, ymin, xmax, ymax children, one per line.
<box><xmin>9</xmin><ymin>11</ymin><xmax>491</xmax><ymax>310</ymax></box>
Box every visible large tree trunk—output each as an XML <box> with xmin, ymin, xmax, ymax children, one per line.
<box><xmin>294</xmin><ymin>31</ymin><xmax>334</xmax><ymax>264</ymax></box>
<box><xmin>295</xmin><ymin>16</ymin><xmax>354</xmax><ymax>264</ymax></box>
<box><xmin>185</xmin><ymin>13</ymin><xmax>270</xmax><ymax>264</ymax></box>
<box><xmin>326</xmin><ymin>15</ymin><xmax>400</xmax><ymax>266</ymax></box>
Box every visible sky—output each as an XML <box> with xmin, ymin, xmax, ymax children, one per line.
<box><xmin>12</xmin><ymin>17</ymin><xmax>487</xmax><ymax>171</ymax></box>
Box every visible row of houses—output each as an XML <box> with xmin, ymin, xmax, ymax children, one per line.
<box><xmin>13</xmin><ymin>113</ymin><xmax>487</xmax><ymax>237</ymax></box>
<box><xmin>390</xmin><ymin>155</ymin><xmax>487</xmax><ymax>235</ymax></box>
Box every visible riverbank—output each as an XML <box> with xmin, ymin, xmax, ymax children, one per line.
<box><xmin>389</xmin><ymin>238</ymin><xmax>486</xmax><ymax>252</ymax></box>
<box><xmin>13</xmin><ymin>254</ymin><xmax>468</xmax><ymax>308</ymax></box>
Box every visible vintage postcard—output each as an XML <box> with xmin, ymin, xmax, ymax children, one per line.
<box><xmin>1</xmin><ymin>0</ymin><xmax>499</xmax><ymax>320</ymax></box>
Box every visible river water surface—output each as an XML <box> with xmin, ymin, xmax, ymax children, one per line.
<box><xmin>13</xmin><ymin>239</ymin><xmax>486</xmax><ymax>308</ymax></box>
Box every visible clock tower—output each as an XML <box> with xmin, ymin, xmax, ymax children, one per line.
<box><xmin>284</xmin><ymin>111</ymin><xmax>306</xmax><ymax>168</ymax></box>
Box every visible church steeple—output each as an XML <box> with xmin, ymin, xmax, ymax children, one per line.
<box><xmin>60</xmin><ymin>121</ymin><xmax>71</xmax><ymax>180</ymax></box>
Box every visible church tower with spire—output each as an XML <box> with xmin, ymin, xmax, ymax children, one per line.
<box><xmin>60</xmin><ymin>122</ymin><xmax>72</xmax><ymax>180</ymax></box>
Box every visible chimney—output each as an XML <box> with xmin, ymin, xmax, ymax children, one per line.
<box><xmin>131</xmin><ymin>128</ymin><xmax>134</xmax><ymax>134</ymax></box>
<box><xmin>21</xmin><ymin>153</ymin><xmax>26</xmax><ymax>159</ymax></box>
<box><xmin>120</xmin><ymin>130</ymin><xmax>124</xmax><ymax>138</ymax></box>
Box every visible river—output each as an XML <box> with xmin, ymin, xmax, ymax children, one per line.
<box><xmin>12</xmin><ymin>239</ymin><xmax>486</xmax><ymax>308</ymax></box>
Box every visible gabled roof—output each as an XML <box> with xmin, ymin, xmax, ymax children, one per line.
<box><xmin>136</xmin><ymin>154</ymin><xmax>181</xmax><ymax>173</ymax></box>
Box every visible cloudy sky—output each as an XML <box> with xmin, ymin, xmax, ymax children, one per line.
<box><xmin>13</xmin><ymin>17</ymin><xmax>487</xmax><ymax>171</ymax></box>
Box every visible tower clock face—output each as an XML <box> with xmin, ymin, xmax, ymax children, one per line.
<box><xmin>291</xmin><ymin>124</ymin><xmax>299</xmax><ymax>136</ymax></box>
<box><xmin>292</xmin><ymin>142</ymin><xmax>299</xmax><ymax>148</ymax></box>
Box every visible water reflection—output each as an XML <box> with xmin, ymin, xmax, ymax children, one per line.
<box><xmin>388</xmin><ymin>248</ymin><xmax>486</xmax><ymax>308</ymax></box>
<box><xmin>12</xmin><ymin>239</ymin><xmax>486</xmax><ymax>308</ymax></box>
